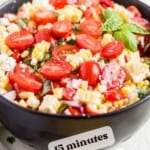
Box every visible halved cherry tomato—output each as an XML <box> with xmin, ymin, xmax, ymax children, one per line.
<box><xmin>35</xmin><ymin>29</ymin><xmax>52</xmax><ymax>43</ymax></box>
<box><xmin>13</xmin><ymin>49</ymin><xmax>21</xmax><ymax>62</ymax></box>
<box><xmin>80</xmin><ymin>19</ymin><xmax>102</xmax><ymax>38</ymax></box>
<box><xmin>104</xmin><ymin>89</ymin><xmax>124</xmax><ymax>102</ymax></box>
<box><xmin>39</xmin><ymin>59</ymin><xmax>72</xmax><ymax>80</ymax></box>
<box><xmin>8</xmin><ymin>64</ymin><xmax>42</xmax><ymax>92</ymax></box>
<box><xmin>101</xmin><ymin>63</ymin><xmax>126</xmax><ymax>89</ymax></box>
<box><xmin>85</xmin><ymin>104</ymin><xmax>99</xmax><ymax>115</ymax></box>
<box><xmin>6</xmin><ymin>30</ymin><xmax>34</xmax><ymax>51</ymax></box>
<box><xmin>32</xmin><ymin>9</ymin><xmax>57</xmax><ymax>25</ymax></box>
<box><xmin>127</xmin><ymin>6</ymin><xmax>142</xmax><ymax>17</ymax></box>
<box><xmin>84</xmin><ymin>5</ymin><xmax>102</xmax><ymax>21</ymax></box>
<box><xmin>65</xmin><ymin>106</ymin><xmax>81</xmax><ymax>115</ymax></box>
<box><xmin>76</xmin><ymin>34</ymin><xmax>102</xmax><ymax>54</ymax></box>
<box><xmin>52</xmin><ymin>20</ymin><xmax>72</xmax><ymax>38</ymax></box>
<box><xmin>132</xmin><ymin>17</ymin><xmax>150</xmax><ymax>30</ymax></box>
<box><xmin>79</xmin><ymin>61</ymin><xmax>101</xmax><ymax>86</ymax></box>
<box><xmin>101</xmin><ymin>41</ymin><xmax>124</xmax><ymax>59</ymax></box>
<box><xmin>52</xmin><ymin>45</ymin><xmax>77</xmax><ymax>60</ymax></box>
<box><xmin>49</xmin><ymin>0</ymin><xmax>67</xmax><ymax>9</ymax></box>
<box><xmin>63</xmin><ymin>88</ymin><xmax>76</xmax><ymax>100</ymax></box>
<box><xmin>100</xmin><ymin>0</ymin><xmax>114</xmax><ymax>8</ymax></box>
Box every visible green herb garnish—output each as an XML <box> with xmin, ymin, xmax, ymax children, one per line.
<box><xmin>57</xmin><ymin>103</ymin><xmax>68</xmax><ymax>114</ymax></box>
<box><xmin>41</xmin><ymin>79</ymin><xmax>51</xmax><ymax>96</ymax></box>
<box><xmin>67</xmin><ymin>39</ymin><xmax>76</xmax><ymax>45</ymax></box>
<box><xmin>7</xmin><ymin>136</ymin><xmax>16</xmax><ymax>144</ymax></box>
<box><xmin>138</xmin><ymin>88</ymin><xmax>148</xmax><ymax>99</ymax></box>
<box><xmin>114</xmin><ymin>29</ymin><xmax>138</xmax><ymax>52</ymax></box>
<box><xmin>72</xmin><ymin>24</ymin><xmax>80</xmax><ymax>32</ymax></box>
<box><xmin>102</xmin><ymin>10</ymin><xmax>123</xmax><ymax>32</ymax></box>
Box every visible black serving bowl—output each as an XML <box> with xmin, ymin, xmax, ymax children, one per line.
<box><xmin>0</xmin><ymin>0</ymin><xmax>150</xmax><ymax>150</ymax></box>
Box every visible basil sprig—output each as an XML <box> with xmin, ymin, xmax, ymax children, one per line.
<box><xmin>102</xmin><ymin>10</ymin><xmax>150</xmax><ymax>52</ymax></box>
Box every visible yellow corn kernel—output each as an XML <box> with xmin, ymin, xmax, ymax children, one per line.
<box><xmin>80</xmin><ymin>81</ymin><xmax>88</xmax><ymax>90</ymax></box>
<box><xmin>58</xmin><ymin>5</ymin><xmax>83</xmax><ymax>22</ymax></box>
<box><xmin>117</xmin><ymin>100</ymin><xmax>124</xmax><ymax>108</ymax></box>
<box><xmin>28</xmin><ymin>20</ymin><xmax>37</xmax><ymax>29</ymax></box>
<box><xmin>18</xmin><ymin>99</ymin><xmax>28</xmax><ymax>108</ymax></box>
<box><xmin>0</xmin><ymin>75</ymin><xmax>9</xmax><ymax>89</ymax></box>
<box><xmin>18</xmin><ymin>92</ymin><xmax>34</xmax><ymax>99</ymax></box>
<box><xmin>39</xmin><ymin>95</ymin><xmax>61</xmax><ymax>113</ymax></box>
<box><xmin>105</xmin><ymin>101</ymin><xmax>113</xmax><ymax>108</ymax></box>
<box><xmin>32</xmin><ymin>41</ymin><xmax>50</xmax><ymax>61</ymax></box>
<box><xmin>0</xmin><ymin>39</ymin><xmax>12</xmax><ymax>56</ymax></box>
<box><xmin>101</xmin><ymin>33</ymin><xmax>114</xmax><ymax>46</ymax></box>
<box><xmin>129</xmin><ymin>97</ymin><xmax>139</xmax><ymax>105</ymax></box>
<box><xmin>21</xmin><ymin>50</ymin><xmax>29</xmax><ymax>58</ymax></box>
<box><xmin>26</xmin><ymin>96</ymin><xmax>40</xmax><ymax>109</ymax></box>
<box><xmin>53</xmin><ymin>88</ymin><xmax>63</xmax><ymax>99</ymax></box>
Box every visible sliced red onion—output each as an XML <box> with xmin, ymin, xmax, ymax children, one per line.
<box><xmin>3</xmin><ymin>90</ymin><xmax>16</xmax><ymax>101</ymax></box>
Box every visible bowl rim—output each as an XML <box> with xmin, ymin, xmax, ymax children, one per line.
<box><xmin>0</xmin><ymin>94</ymin><xmax>150</xmax><ymax>119</ymax></box>
<box><xmin>0</xmin><ymin>0</ymin><xmax>150</xmax><ymax>119</ymax></box>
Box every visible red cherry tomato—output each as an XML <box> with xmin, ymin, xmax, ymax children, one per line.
<box><xmin>6</xmin><ymin>30</ymin><xmax>34</xmax><ymax>51</ymax></box>
<box><xmin>63</xmin><ymin>88</ymin><xmax>76</xmax><ymax>100</ymax></box>
<box><xmin>101</xmin><ymin>63</ymin><xmax>126</xmax><ymax>89</ymax></box>
<box><xmin>76</xmin><ymin>34</ymin><xmax>102</xmax><ymax>54</ymax></box>
<box><xmin>79</xmin><ymin>61</ymin><xmax>101</xmax><ymax>86</ymax></box>
<box><xmin>8</xmin><ymin>64</ymin><xmax>42</xmax><ymax>92</ymax></box>
<box><xmin>32</xmin><ymin>10</ymin><xmax>57</xmax><ymax>25</ymax></box>
<box><xmin>84</xmin><ymin>5</ymin><xmax>102</xmax><ymax>20</ymax></box>
<box><xmin>100</xmin><ymin>0</ymin><xmax>114</xmax><ymax>8</ymax></box>
<box><xmin>80</xmin><ymin>19</ymin><xmax>102</xmax><ymax>38</ymax></box>
<box><xmin>127</xmin><ymin>6</ymin><xmax>142</xmax><ymax>17</ymax></box>
<box><xmin>52</xmin><ymin>20</ymin><xmax>72</xmax><ymax>38</ymax></box>
<box><xmin>39</xmin><ymin>59</ymin><xmax>72</xmax><ymax>80</ymax></box>
<box><xmin>132</xmin><ymin>17</ymin><xmax>150</xmax><ymax>30</ymax></box>
<box><xmin>52</xmin><ymin>45</ymin><xmax>77</xmax><ymax>60</ymax></box>
<box><xmin>85</xmin><ymin>104</ymin><xmax>99</xmax><ymax>115</ymax></box>
<box><xmin>101</xmin><ymin>41</ymin><xmax>124</xmax><ymax>59</ymax></box>
<box><xmin>49</xmin><ymin>0</ymin><xmax>67</xmax><ymax>9</ymax></box>
<box><xmin>104</xmin><ymin>89</ymin><xmax>124</xmax><ymax>102</ymax></box>
<box><xmin>66</xmin><ymin>106</ymin><xmax>81</xmax><ymax>115</ymax></box>
<box><xmin>35</xmin><ymin>29</ymin><xmax>52</xmax><ymax>43</ymax></box>
<box><xmin>13</xmin><ymin>49</ymin><xmax>21</xmax><ymax>62</ymax></box>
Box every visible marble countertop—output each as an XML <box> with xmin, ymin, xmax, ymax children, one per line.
<box><xmin>0</xmin><ymin>0</ymin><xmax>150</xmax><ymax>150</ymax></box>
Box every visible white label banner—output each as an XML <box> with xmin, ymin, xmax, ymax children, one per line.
<box><xmin>48</xmin><ymin>126</ymin><xmax>115</xmax><ymax>150</ymax></box>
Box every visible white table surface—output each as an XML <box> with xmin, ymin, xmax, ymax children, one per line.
<box><xmin>0</xmin><ymin>0</ymin><xmax>150</xmax><ymax>150</ymax></box>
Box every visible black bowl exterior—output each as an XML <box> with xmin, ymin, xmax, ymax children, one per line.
<box><xmin>0</xmin><ymin>0</ymin><xmax>150</xmax><ymax>150</ymax></box>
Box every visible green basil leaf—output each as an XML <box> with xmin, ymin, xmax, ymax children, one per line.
<box><xmin>122</xmin><ymin>23</ymin><xmax>150</xmax><ymax>35</ymax></box>
<box><xmin>7</xmin><ymin>136</ymin><xmax>16</xmax><ymax>144</ymax></box>
<box><xmin>41</xmin><ymin>79</ymin><xmax>51</xmax><ymax>96</ymax></box>
<box><xmin>114</xmin><ymin>29</ymin><xmax>138</xmax><ymax>52</ymax></box>
<box><xmin>57</xmin><ymin>103</ymin><xmax>68</xmax><ymax>114</ymax></box>
<box><xmin>102</xmin><ymin>10</ymin><xmax>123</xmax><ymax>31</ymax></box>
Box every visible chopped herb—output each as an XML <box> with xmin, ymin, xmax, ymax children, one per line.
<box><xmin>57</xmin><ymin>103</ymin><xmax>68</xmax><ymax>114</ymax></box>
<box><xmin>144</xmin><ymin>61</ymin><xmax>150</xmax><ymax>66</ymax></box>
<box><xmin>73</xmin><ymin>68</ymin><xmax>79</xmax><ymax>75</ymax></box>
<box><xmin>42</xmin><ymin>52</ymin><xmax>51</xmax><ymax>62</ymax></box>
<box><xmin>41</xmin><ymin>79</ymin><xmax>51</xmax><ymax>96</ymax></box>
<box><xmin>7</xmin><ymin>136</ymin><xmax>16</xmax><ymax>144</ymax></box>
<box><xmin>57</xmin><ymin>38</ymin><xmax>65</xmax><ymax>46</ymax></box>
<box><xmin>72</xmin><ymin>24</ymin><xmax>80</xmax><ymax>32</ymax></box>
<box><xmin>33</xmin><ymin>64</ymin><xmax>39</xmax><ymax>72</ymax></box>
<box><xmin>16</xmin><ymin>17</ymin><xmax>28</xmax><ymax>28</ymax></box>
<box><xmin>67</xmin><ymin>39</ymin><xmax>76</xmax><ymax>45</ymax></box>
<box><xmin>23</xmin><ymin>58</ymin><xmax>31</xmax><ymax>65</ymax></box>
<box><xmin>138</xmin><ymin>88</ymin><xmax>148</xmax><ymax>99</ymax></box>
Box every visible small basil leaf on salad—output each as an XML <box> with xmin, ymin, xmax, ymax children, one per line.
<box><xmin>122</xmin><ymin>23</ymin><xmax>150</xmax><ymax>35</ymax></box>
<box><xmin>41</xmin><ymin>79</ymin><xmax>51</xmax><ymax>96</ymax></box>
<box><xmin>102</xmin><ymin>10</ymin><xmax>123</xmax><ymax>31</ymax></box>
<box><xmin>57</xmin><ymin>103</ymin><xmax>68</xmax><ymax>114</ymax></box>
<box><xmin>114</xmin><ymin>29</ymin><xmax>138</xmax><ymax>52</ymax></box>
